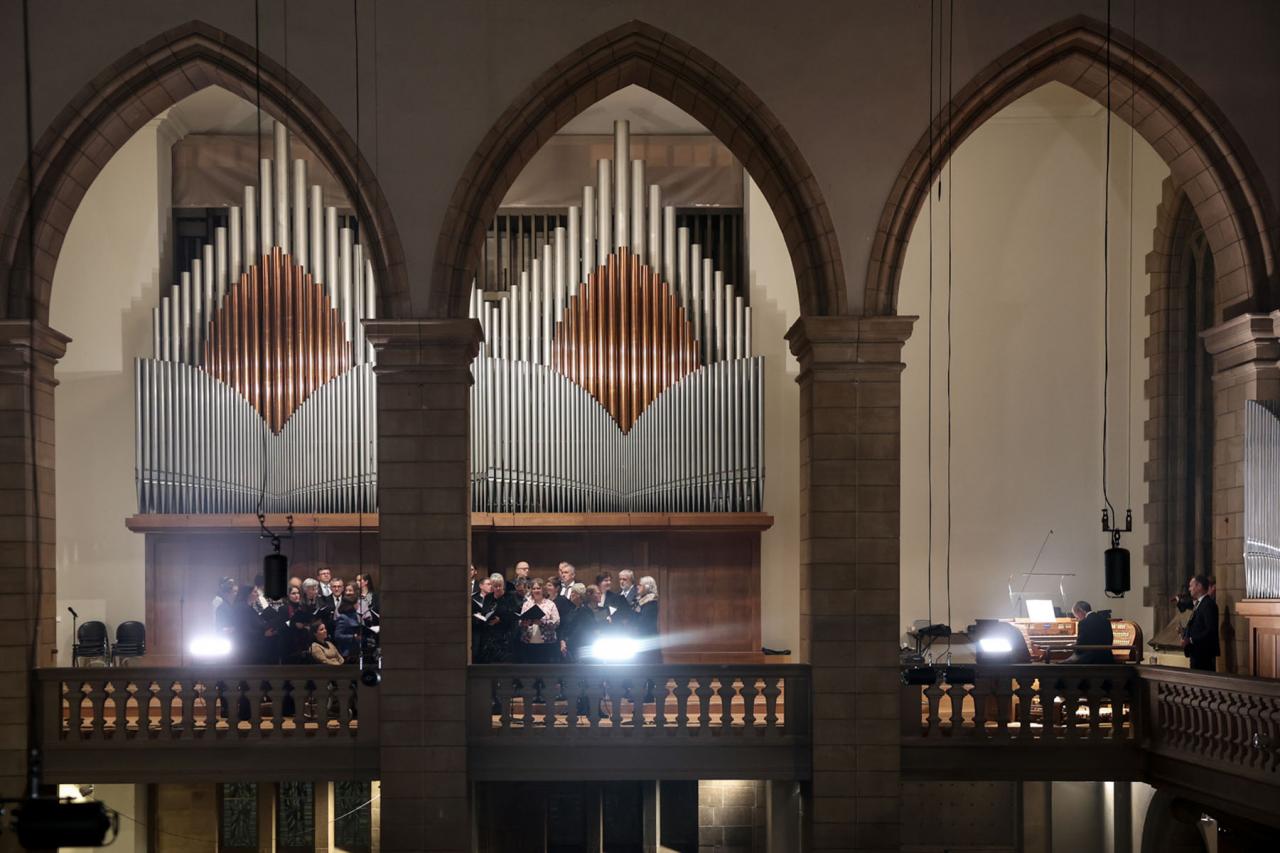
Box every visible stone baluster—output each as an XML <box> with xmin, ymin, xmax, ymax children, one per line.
<box><xmin>674</xmin><ymin>676</ymin><xmax>693</xmax><ymax>731</ymax></box>
<box><xmin>718</xmin><ymin>678</ymin><xmax>736</xmax><ymax>730</ymax></box>
<box><xmin>741</xmin><ymin>677</ymin><xmax>759</xmax><ymax>731</ymax></box>
<box><xmin>762</xmin><ymin>676</ymin><xmax>781</xmax><ymax>733</ymax></box>
<box><xmin>695</xmin><ymin>677</ymin><xmax>714</xmax><ymax>730</ymax></box>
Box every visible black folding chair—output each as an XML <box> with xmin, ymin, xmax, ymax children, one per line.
<box><xmin>111</xmin><ymin>621</ymin><xmax>147</xmax><ymax>666</ymax></box>
<box><xmin>72</xmin><ymin>621</ymin><xmax>110</xmax><ymax>667</ymax></box>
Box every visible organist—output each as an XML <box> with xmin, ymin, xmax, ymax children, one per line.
<box><xmin>1060</xmin><ymin>601</ymin><xmax>1114</xmax><ymax>665</ymax></box>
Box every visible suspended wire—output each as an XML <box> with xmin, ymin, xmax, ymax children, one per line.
<box><xmin>1101</xmin><ymin>0</ymin><xmax>1116</xmax><ymax>521</ymax></box>
<box><xmin>1126</xmin><ymin>0</ymin><xmax>1136</xmax><ymax>510</ymax></box>
<box><xmin>926</xmin><ymin>0</ymin><xmax>935</xmax><ymax>627</ymax></box>
<box><xmin>945</xmin><ymin>0</ymin><xmax>955</xmax><ymax>641</ymax></box>
<box><xmin>254</xmin><ymin>0</ymin><xmax>269</xmax><ymax>520</ymax></box>
<box><xmin>21</xmin><ymin>0</ymin><xmax>47</xmax><ymax>797</ymax></box>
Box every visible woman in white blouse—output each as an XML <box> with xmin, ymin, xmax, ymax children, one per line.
<box><xmin>517</xmin><ymin>580</ymin><xmax>560</xmax><ymax>663</ymax></box>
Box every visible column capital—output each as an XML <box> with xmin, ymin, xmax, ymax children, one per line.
<box><xmin>1201</xmin><ymin>311</ymin><xmax>1280</xmax><ymax>380</ymax></box>
<box><xmin>0</xmin><ymin>320</ymin><xmax>70</xmax><ymax>385</ymax></box>
<box><xmin>786</xmin><ymin>314</ymin><xmax>917</xmax><ymax>381</ymax></box>
<box><xmin>365</xmin><ymin>318</ymin><xmax>482</xmax><ymax>376</ymax></box>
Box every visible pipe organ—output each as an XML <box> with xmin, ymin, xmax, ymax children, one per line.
<box><xmin>135</xmin><ymin>123</ymin><xmax>378</xmax><ymax>514</ymax></box>
<box><xmin>1245</xmin><ymin>400</ymin><xmax>1280</xmax><ymax>599</ymax></box>
<box><xmin>469</xmin><ymin>120</ymin><xmax>763</xmax><ymax>513</ymax></box>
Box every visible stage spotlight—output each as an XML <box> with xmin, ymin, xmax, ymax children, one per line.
<box><xmin>978</xmin><ymin>637</ymin><xmax>1012</xmax><ymax>654</ymax></box>
<box><xmin>586</xmin><ymin>637</ymin><xmax>640</xmax><ymax>662</ymax></box>
<box><xmin>360</xmin><ymin>667</ymin><xmax>381</xmax><ymax>687</ymax></box>
<box><xmin>189</xmin><ymin>635</ymin><xmax>232</xmax><ymax>660</ymax></box>
<box><xmin>13</xmin><ymin>798</ymin><xmax>116</xmax><ymax>848</ymax></box>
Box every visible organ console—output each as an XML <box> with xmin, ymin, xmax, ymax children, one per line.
<box><xmin>1003</xmin><ymin>616</ymin><xmax>1144</xmax><ymax>663</ymax></box>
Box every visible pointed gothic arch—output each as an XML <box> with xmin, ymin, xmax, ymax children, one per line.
<box><xmin>0</xmin><ymin>19</ymin><xmax>409</xmax><ymax>322</ymax></box>
<box><xmin>866</xmin><ymin>14</ymin><xmax>1278</xmax><ymax>320</ymax></box>
<box><xmin>431</xmin><ymin>19</ymin><xmax>846</xmax><ymax>320</ymax></box>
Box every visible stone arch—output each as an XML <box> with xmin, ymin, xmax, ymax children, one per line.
<box><xmin>0</xmin><ymin>19</ymin><xmax>409</xmax><ymax>322</ymax></box>
<box><xmin>866</xmin><ymin>14</ymin><xmax>1278</xmax><ymax>320</ymax></box>
<box><xmin>431</xmin><ymin>19</ymin><xmax>846</xmax><ymax>320</ymax></box>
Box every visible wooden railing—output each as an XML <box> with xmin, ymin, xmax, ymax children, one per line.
<box><xmin>901</xmin><ymin>665</ymin><xmax>1139</xmax><ymax>743</ymax></box>
<box><xmin>467</xmin><ymin>664</ymin><xmax>811</xmax><ymax>780</ymax></box>
<box><xmin>1142</xmin><ymin>667</ymin><xmax>1280</xmax><ymax>783</ymax></box>
<box><xmin>901</xmin><ymin>663</ymin><xmax>1280</xmax><ymax>813</ymax></box>
<box><xmin>36</xmin><ymin>666</ymin><xmax>379</xmax><ymax>782</ymax></box>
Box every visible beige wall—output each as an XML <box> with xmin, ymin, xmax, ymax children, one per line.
<box><xmin>50</xmin><ymin>117</ymin><xmax>174</xmax><ymax>662</ymax></box>
<box><xmin>899</xmin><ymin>83</ymin><xmax>1168</xmax><ymax>644</ymax></box>
<box><xmin>747</xmin><ymin>177</ymin><xmax>801</xmax><ymax>654</ymax></box>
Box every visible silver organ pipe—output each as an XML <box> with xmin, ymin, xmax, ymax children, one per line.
<box><xmin>259</xmin><ymin>158</ymin><xmax>273</xmax><ymax>254</ymax></box>
<box><xmin>274</xmin><ymin>122</ymin><xmax>289</xmax><ymax>256</ymax></box>
<box><xmin>292</xmin><ymin>158</ymin><xmax>308</xmax><ymax>272</ymax></box>
<box><xmin>243</xmin><ymin>186</ymin><xmax>256</xmax><ymax>268</ymax></box>
<box><xmin>135</xmin><ymin>123</ymin><xmax>378</xmax><ymax>514</ymax></box>
<box><xmin>596</xmin><ymin>160</ymin><xmax>611</xmax><ymax>266</ymax></box>
<box><xmin>614</xmin><ymin>120</ymin><xmax>629</xmax><ymax>250</ymax></box>
<box><xmin>470</xmin><ymin>119</ymin><xmax>762</xmax><ymax>513</ymax></box>
<box><xmin>229</xmin><ymin>206</ymin><xmax>242</xmax><ymax>284</ymax></box>
<box><xmin>630</xmin><ymin>159</ymin><xmax>645</xmax><ymax>258</ymax></box>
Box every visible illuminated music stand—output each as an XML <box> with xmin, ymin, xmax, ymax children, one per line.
<box><xmin>1008</xmin><ymin>571</ymin><xmax>1074</xmax><ymax>619</ymax></box>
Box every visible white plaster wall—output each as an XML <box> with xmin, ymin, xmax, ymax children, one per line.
<box><xmin>747</xmin><ymin>177</ymin><xmax>801</xmax><ymax>654</ymax></box>
<box><xmin>50</xmin><ymin>117</ymin><xmax>174</xmax><ymax>663</ymax></box>
<box><xmin>899</xmin><ymin>83</ymin><xmax>1168</xmax><ymax>644</ymax></box>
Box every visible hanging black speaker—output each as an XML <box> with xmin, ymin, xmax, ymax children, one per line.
<box><xmin>1104</xmin><ymin>546</ymin><xmax>1130</xmax><ymax>597</ymax></box>
<box><xmin>263</xmin><ymin>550</ymin><xmax>288</xmax><ymax>600</ymax></box>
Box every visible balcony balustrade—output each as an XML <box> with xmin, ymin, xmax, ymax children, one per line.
<box><xmin>467</xmin><ymin>663</ymin><xmax>812</xmax><ymax>781</ymax></box>
<box><xmin>902</xmin><ymin>664</ymin><xmax>1280</xmax><ymax>823</ymax></box>
<box><xmin>36</xmin><ymin>666</ymin><xmax>379</xmax><ymax>782</ymax></box>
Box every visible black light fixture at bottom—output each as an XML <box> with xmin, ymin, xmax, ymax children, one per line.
<box><xmin>12</xmin><ymin>799</ymin><xmax>116</xmax><ymax>848</ymax></box>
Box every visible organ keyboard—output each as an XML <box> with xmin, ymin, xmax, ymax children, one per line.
<box><xmin>1003</xmin><ymin>616</ymin><xmax>1144</xmax><ymax>663</ymax></box>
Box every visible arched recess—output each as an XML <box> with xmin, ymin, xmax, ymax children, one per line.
<box><xmin>432</xmin><ymin>19</ymin><xmax>845</xmax><ymax>320</ymax></box>
<box><xmin>867</xmin><ymin>14</ymin><xmax>1278</xmax><ymax>320</ymax></box>
<box><xmin>0</xmin><ymin>19</ymin><xmax>409</xmax><ymax>322</ymax></box>
<box><xmin>1143</xmin><ymin>179</ymin><xmax>1216</xmax><ymax>630</ymax></box>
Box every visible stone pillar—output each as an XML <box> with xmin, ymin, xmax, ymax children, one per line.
<box><xmin>367</xmin><ymin>318</ymin><xmax>481</xmax><ymax>852</ymax></box>
<box><xmin>787</xmin><ymin>315</ymin><xmax>915</xmax><ymax>853</ymax></box>
<box><xmin>0</xmin><ymin>320</ymin><xmax>68</xmax><ymax>802</ymax></box>
<box><xmin>1201</xmin><ymin>312</ymin><xmax>1280</xmax><ymax>673</ymax></box>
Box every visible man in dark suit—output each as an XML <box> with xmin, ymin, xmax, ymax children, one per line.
<box><xmin>1181</xmin><ymin>575</ymin><xmax>1220</xmax><ymax>672</ymax></box>
<box><xmin>1065</xmin><ymin>601</ymin><xmax>1114</xmax><ymax>665</ymax></box>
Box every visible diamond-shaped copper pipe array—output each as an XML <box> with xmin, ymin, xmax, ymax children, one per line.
<box><xmin>552</xmin><ymin>248</ymin><xmax>700</xmax><ymax>433</ymax></box>
<box><xmin>203</xmin><ymin>247</ymin><xmax>351</xmax><ymax>433</ymax></box>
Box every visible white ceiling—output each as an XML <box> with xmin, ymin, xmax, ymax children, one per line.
<box><xmin>163</xmin><ymin>86</ymin><xmax>272</xmax><ymax>136</ymax></box>
<box><xmin>997</xmin><ymin>81</ymin><xmax>1105</xmax><ymax>119</ymax></box>
<box><xmin>558</xmin><ymin>85</ymin><xmax>709</xmax><ymax>135</ymax></box>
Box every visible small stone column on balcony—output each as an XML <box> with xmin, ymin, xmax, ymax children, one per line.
<box><xmin>787</xmin><ymin>314</ymin><xmax>915</xmax><ymax>853</ymax></box>
<box><xmin>366</xmin><ymin>318</ymin><xmax>481</xmax><ymax>853</ymax></box>
<box><xmin>0</xmin><ymin>320</ymin><xmax>68</xmax><ymax>800</ymax></box>
<box><xmin>1201</xmin><ymin>312</ymin><xmax>1280</xmax><ymax>673</ymax></box>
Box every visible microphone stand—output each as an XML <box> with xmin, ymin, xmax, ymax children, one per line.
<box><xmin>67</xmin><ymin>607</ymin><xmax>78</xmax><ymax>668</ymax></box>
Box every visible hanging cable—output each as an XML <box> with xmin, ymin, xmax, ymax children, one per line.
<box><xmin>944</xmin><ymin>0</ymin><xmax>955</xmax><ymax>646</ymax></box>
<box><xmin>21</xmin><ymin>0</ymin><xmax>47</xmax><ymax>798</ymax></box>
<box><xmin>1101</xmin><ymin>0</ymin><xmax>1116</xmax><ymax>523</ymax></box>
<box><xmin>926</xmin><ymin>0</ymin><xmax>936</xmax><ymax>628</ymax></box>
<box><xmin>1126</xmin><ymin>0</ymin><xmax>1136</xmax><ymax>512</ymax></box>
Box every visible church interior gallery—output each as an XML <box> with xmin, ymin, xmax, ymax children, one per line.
<box><xmin>1</xmin><ymin>1</ymin><xmax>1279</xmax><ymax>851</ymax></box>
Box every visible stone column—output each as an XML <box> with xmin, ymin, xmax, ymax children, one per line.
<box><xmin>787</xmin><ymin>315</ymin><xmax>915</xmax><ymax>853</ymax></box>
<box><xmin>0</xmin><ymin>320</ymin><xmax>68</xmax><ymax>800</ymax></box>
<box><xmin>1201</xmin><ymin>312</ymin><xmax>1280</xmax><ymax>673</ymax></box>
<box><xmin>367</xmin><ymin>318</ymin><xmax>481</xmax><ymax>852</ymax></box>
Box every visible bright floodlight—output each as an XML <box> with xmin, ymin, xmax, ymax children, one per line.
<box><xmin>1026</xmin><ymin>599</ymin><xmax>1056</xmax><ymax>622</ymax></box>
<box><xmin>189</xmin><ymin>635</ymin><xmax>232</xmax><ymax>659</ymax></box>
<box><xmin>978</xmin><ymin>636</ymin><xmax>1013</xmax><ymax>654</ymax></box>
<box><xmin>587</xmin><ymin>637</ymin><xmax>640</xmax><ymax>662</ymax></box>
